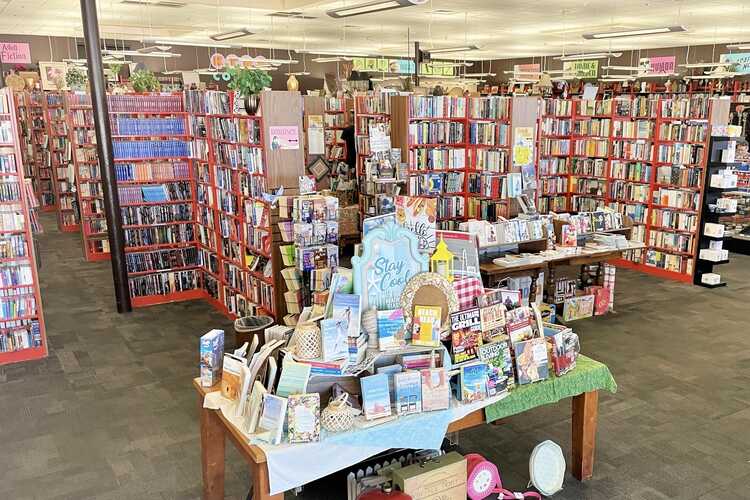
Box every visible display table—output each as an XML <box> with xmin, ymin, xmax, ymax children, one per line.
<box><xmin>194</xmin><ymin>355</ymin><xmax>616</xmax><ymax>500</ymax></box>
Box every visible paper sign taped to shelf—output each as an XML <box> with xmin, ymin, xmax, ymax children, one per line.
<box><xmin>513</xmin><ymin>126</ymin><xmax>534</xmax><ymax>167</ymax></box>
<box><xmin>269</xmin><ymin>126</ymin><xmax>300</xmax><ymax>150</ymax></box>
<box><xmin>307</xmin><ymin>115</ymin><xmax>325</xmax><ymax>155</ymax></box>
<box><xmin>720</xmin><ymin>53</ymin><xmax>750</xmax><ymax>74</ymax></box>
<box><xmin>562</xmin><ymin>60</ymin><xmax>598</xmax><ymax>79</ymax></box>
<box><xmin>0</xmin><ymin>42</ymin><xmax>30</xmax><ymax>64</ymax></box>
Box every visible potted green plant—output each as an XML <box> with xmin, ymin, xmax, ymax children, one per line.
<box><xmin>65</xmin><ymin>67</ymin><xmax>88</xmax><ymax>91</ymax></box>
<box><xmin>130</xmin><ymin>69</ymin><xmax>161</xmax><ymax>93</ymax></box>
<box><xmin>226</xmin><ymin>67</ymin><xmax>272</xmax><ymax>115</ymax></box>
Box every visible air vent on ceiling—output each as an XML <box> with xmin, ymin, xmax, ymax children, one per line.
<box><xmin>121</xmin><ymin>0</ymin><xmax>186</xmax><ymax>7</ymax></box>
<box><xmin>268</xmin><ymin>11</ymin><xmax>316</xmax><ymax>20</ymax></box>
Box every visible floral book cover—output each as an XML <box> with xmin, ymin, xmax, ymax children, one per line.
<box><xmin>287</xmin><ymin>393</ymin><xmax>321</xmax><ymax>443</ymax></box>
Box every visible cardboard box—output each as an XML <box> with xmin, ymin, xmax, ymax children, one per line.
<box><xmin>392</xmin><ymin>452</ymin><xmax>466</xmax><ymax>500</ymax></box>
<box><xmin>200</xmin><ymin>329</ymin><xmax>224</xmax><ymax>388</ymax></box>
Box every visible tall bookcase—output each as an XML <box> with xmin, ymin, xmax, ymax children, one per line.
<box><xmin>324</xmin><ymin>97</ymin><xmax>349</xmax><ymax>164</ymax></box>
<box><xmin>44</xmin><ymin>92</ymin><xmax>79</xmax><ymax>232</ymax></box>
<box><xmin>13</xmin><ymin>92</ymin><xmax>35</xmax><ymax>181</ymax></box>
<box><xmin>354</xmin><ymin>93</ymin><xmax>393</xmax><ymax>220</ymax></box>
<box><xmin>0</xmin><ymin>87</ymin><xmax>48</xmax><ymax>365</ymax></box>
<box><xmin>110</xmin><ymin>93</ymin><xmax>203</xmax><ymax>308</ymax></box>
<box><xmin>537</xmin><ymin>98</ymin><xmax>572</xmax><ymax>213</ymax></box>
<box><xmin>65</xmin><ymin>92</ymin><xmax>109</xmax><ymax>261</ymax></box>
<box><xmin>29</xmin><ymin>91</ymin><xmax>55</xmax><ymax>211</ymax></box>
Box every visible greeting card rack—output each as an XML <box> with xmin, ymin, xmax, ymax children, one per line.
<box><xmin>110</xmin><ymin>93</ymin><xmax>203</xmax><ymax>308</ymax></box>
<box><xmin>324</xmin><ymin>97</ymin><xmax>349</xmax><ymax>163</ymax></box>
<box><xmin>65</xmin><ymin>92</ymin><xmax>109</xmax><ymax>261</ymax></box>
<box><xmin>354</xmin><ymin>93</ymin><xmax>393</xmax><ymax>220</ymax></box>
<box><xmin>0</xmin><ymin>87</ymin><xmax>48</xmax><ymax>365</ymax></box>
<box><xmin>29</xmin><ymin>91</ymin><xmax>56</xmax><ymax>211</ymax></box>
<box><xmin>44</xmin><ymin>91</ymin><xmax>79</xmax><ymax>232</ymax></box>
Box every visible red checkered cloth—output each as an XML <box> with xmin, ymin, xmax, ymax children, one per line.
<box><xmin>453</xmin><ymin>276</ymin><xmax>484</xmax><ymax>310</ymax></box>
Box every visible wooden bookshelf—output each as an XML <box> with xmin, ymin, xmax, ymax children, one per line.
<box><xmin>65</xmin><ymin>92</ymin><xmax>109</xmax><ymax>261</ymax></box>
<box><xmin>45</xmin><ymin>91</ymin><xmax>79</xmax><ymax>232</ymax></box>
<box><xmin>323</xmin><ymin>97</ymin><xmax>350</xmax><ymax>164</ymax></box>
<box><xmin>537</xmin><ymin>98</ymin><xmax>572</xmax><ymax>213</ymax></box>
<box><xmin>0</xmin><ymin>87</ymin><xmax>48</xmax><ymax>365</ymax></box>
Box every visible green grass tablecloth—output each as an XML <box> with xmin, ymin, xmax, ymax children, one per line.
<box><xmin>484</xmin><ymin>355</ymin><xmax>617</xmax><ymax>422</ymax></box>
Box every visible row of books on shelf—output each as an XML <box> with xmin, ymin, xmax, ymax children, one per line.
<box><xmin>655</xmin><ymin>165</ymin><xmax>701</xmax><ymax>187</ymax></box>
<box><xmin>124</xmin><ymin>223</ymin><xmax>194</xmax><ymax>247</ymax></box>
<box><xmin>469</xmin><ymin>96</ymin><xmax>511</xmax><ymax>120</ymax></box>
<box><xmin>610</xmin><ymin>161</ymin><xmax>651</xmax><ymax>182</ymax></box>
<box><xmin>409</xmin><ymin>147</ymin><xmax>465</xmax><ymax>170</ymax></box>
<box><xmin>408</xmin><ymin>121</ymin><xmax>464</xmax><ymax>145</ymax></box>
<box><xmin>573</xmin><ymin>138</ymin><xmax>608</xmax><ymax>158</ymax></box>
<box><xmin>409</xmin><ymin>172</ymin><xmax>464</xmax><ymax>195</ymax></box>
<box><xmin>436</xmin><ymin>195</ymin><xmax>465</xmax><ymax>221</ymax></box>
<box><xmin>0</xmin><ymin>264</ymin><xmax>33</xmax><ymax>287</ymax></box>
<box><xmin>571</xmin><ymin>158</ymin><xmax>606</xmax><ymax>177</ymax></box>
<box><xmin>0</xmin><ymin>121</ymin><xmax>14</xmax><ymax>143</ymax></box>
<box><xmin>0</xmin><ymin>180</ymin><xmax>21</xmax><ymax>202</ymax></box>
<box><xmin>648</xmin><ymin>229</ymin><xmax>693</xmax><ymax>253</ymax></box>
<box><xmin>111</xmin><ymin>117</ymin><xmax>186</xmax><ymax>136</ymax></box>
<box><xmin>644</xmin><ymin>250</ymin><xmax>694</xmax><ymax>274</ymax></box>
<box><xmin>356</xmin><ymin>94</ymin><xmax>391</xmax><ymax>115</ymax></box>
<box><xmin>461</xmin><ymin>217</ymin><xmax>546</xmax><ymax>247</ymax></box>
<box><xmin>573</xmin><ymin>118</ymin><xmax>610</xmax><ymax>137</ymax></box>
<box><xmin>570</xmin><ymin>177</ymin><xmax>606</xmax><ymax>196</ymax></box>
<box><xmin>108</xmin><ymin>94</ymin><xmax>183</xmax><ymax>113</ymax></box>
<box><xmin>651</xmin><ymin>209</ymin><xmax>697</xmax><ymax>232</ymax></box>
<box><xmin>539</xmin><ymin>158</ymin><xmax>568</xmax><ymax>176</ymax></box>
<box><xmin>410</xmin><ymin>96</ymin><xmax>466</xmax><ymax>118</ymax></box>
<box><xmin>184</xmin><ymin>90</ymin><xmax>230</xmax><ymax>115</ymax></box>
<box><xmin>468</xmin><ymin>122</ymin><xmax>509</xmax><ymax>146</ymax></box>
<box><xmin>0</xmin><ymin>320</ymin><xmax>42</xmax><ymax>353</ymax></box>
<box><xmin>209</xmin><ymin>117</ymin><xmax>261</xmax><ymax>144</ymax></box>
<box><xmin>112</xmin><ymin>140</ymin><xmax>190</xmax><ymax>159</ymax></box>
<box><xmin>121</xmin><ymin>203</ymin><xmax>193</xmax><ymax>226</ymax></box>
<box><xmin>564</xmin><ymin>210</ymin><xmax>624</xmax><ymax>234</ymax></box>
<box><xmin>70</xmin><ymin>109</ymin><xmax>93</xmax><ymax>127</ymax></box>
<box><xmin>213</xmin><ymin>143</ymin><xmax>265</xmax><ymax>173</ymax></box>
<box><xmin>0</xmin><ymin>292</ymin><xmax>37</xmax><ymax>319</ymax></box>
<box><xmin>118</xmin><ymin>182</ymin><xmax>192</xmax><ymax>204</ymax></box>
<box><xmin>653</xmin><ymin>188</ymin><xmax>699</xmax><ymax>210</ymax></box>
<box><xmin>128</xmin><ymin>268</ymin><xmax>199</xmax><ymax>298</ymax></box>
<box><xmin>609</xmin><ymin>180</ymin><xmax>649</xmax><ymax>202</ymax></box>
<box><xmin>0</xmin><ymin>234</ymin><xmax>28</xmax><ymax>259</ymax></box>
<box><xmin>466</xmin><ymin>198</ymin><xmax>509</xmax><ymax>221</ymax></box>
<box><xmin>572</xmin><ymin>196</ymin><xmax>605</xmax><ymax>212</ymax></box>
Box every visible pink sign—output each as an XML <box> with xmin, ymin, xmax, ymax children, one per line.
<box><xmin>648</xmin><ymin>56</ymin><xmax>676</xmax><ymax>74</ymax></box>
<box><xmin>0</xmin><ymin>42</ymin><xmax>31</xmax><ymax>64</ymax></box>
<box><xmin>269</xmin><ymin>126</ymin><xmax>299</xmax><ymax>150</ymax></box>
<box><xmin>513</xmin><ymin>63</ymin><xmax>540</xmax><ymax>80</ymax></box>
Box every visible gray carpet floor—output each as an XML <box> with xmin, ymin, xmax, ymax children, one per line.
<box><xmin>1</xmin><ymin>213</ymin><xmax>749</xmax><ymax>499</ymax></box>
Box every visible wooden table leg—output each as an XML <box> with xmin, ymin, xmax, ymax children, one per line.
<box><xmin>251</xmin><ymin>461</ymin><xmax>283</xmax><ymax>500</ymax></box>
<box><xmin>571</xmin><ymin>390</ymin><xmax>598</xmax><ymax>481</ymax></box>
<box><xmin>199</xmin><ymin>398</ymin><xmax>226</xmax><ymax>500</ymax></box>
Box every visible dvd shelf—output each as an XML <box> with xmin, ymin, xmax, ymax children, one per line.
<box><xmin>29</xmin><ymin>91</ymin><xmax>55</xmax><ymax>211</ymax></box>
<box><xmin>0</xmin><ymin>87</ymin><xmax>47</xmax><ymax>365</ymax></box>
<box><xmin>65</xmin><ymin>92</ymin><xmax>109</xmax><ymax>261</ymax></box>
<box><xmin>354</xmin><ymin>93</ymin><xmax>396</xmax><ymax>221</ymax></box>
<box><xmin>45</xmin><ymin>91</ymin><xmax>79</xmax><ymax>232</ymax></box>
<box><xmin>111</xmin><ymin>93</ymin><xmax>202</xmax><ymax>308</ymax></box>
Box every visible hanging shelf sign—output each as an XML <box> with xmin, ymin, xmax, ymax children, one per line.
<box><xmin>720</xmin><ymin>53</ymin><xmax>750</xmax><ymax>75</ymax></box>
<box><xmin>562</xmin><ymin>60</ymin><xmax>598</xmax><ymax>79</ymax></box>
<box><xmin>639</xmin><ymin>56</ymin><xmax>676</xmax><ymax>74</ymax></box>
<box><xmin>352</xmin><ymin>221</ymin><xmax>429</xmax><ymax>311</ymax></box>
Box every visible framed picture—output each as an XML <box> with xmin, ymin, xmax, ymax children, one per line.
<box><xmin>307</xmin><ymin>156</ymin><xmax>330</xmax><ymax>181</ymax></box>
<box><xmin>39</xmin><ymin>61</ymin><xmax>68</xmax><ymax>91</ymax></box>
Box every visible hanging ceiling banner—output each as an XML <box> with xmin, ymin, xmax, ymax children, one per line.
<box><xmin>639</xmin><ymin>56</ymin><xmax>676</xmax><ymax>74</ymax></box>
<box><xmin>562</xmin><ymin>60</ymin><xmax>598</xmax><ymax>79</ymax></box>
<box><xmin>513</xmin><ymin>63</ymin><xmax>540</xmax><ymax>81</ymax></box>
<box><xmin>720</xmin><ymin>53</ymin><xmax>750</xmax><ymax>74</ymax></box>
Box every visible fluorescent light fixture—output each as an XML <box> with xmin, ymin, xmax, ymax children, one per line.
<box><xmin>265</xmin><ymin>58</ymin><xmax>298</xmax><ymax>65</ymax></box>
<box><xmin>210</xmin><ymin>28</ymin><xmax>253</xmax><ymax>42</ymax></box>
<box><xmin>602</xmin><ymin>65</ymin><xmax>641</xmax><ymax>71</ymax></box>
<box><xmin>312</xmin><ymin>56</ymin><xmax>353</xmax><ymax>63</ymax></box>
<box><xmin>428</xmin><ymin>45</ymin><xmax>479</xmax><ymax>55</ymax></box>
<box><xmin>503</xmin><ymin>70</ymin><xmax>542</xmax><ymax>75</ymax></box>
<box><xmin>680</xmin><ymin>62</ymin><xmax>724</xmax><ymax>68</ymax></box>
<box><xmin>727</xmin><ymin>43</ymin><xmax>750</xmax><ymax>50</ymax></box>
<box><xmin>463</xmin><ymin>72</ymin><xmax>496</xmax><ymax>77</ymax></box>
<box><xmin>152</xmin><ymin>39</ymin><xmax>233</xmax><ymax>49</ymax></box>
<box><xmin>430</xmin><ymin>62</ymin><xmax>473</xmax><ymax>68</ymax></box>
<box><xmin>599</xmin><ymin>77</ymin><xmax>635</xmax><ymax>82</ymax></box>
<box><xmin>285</xmin><ymin>71</ymin><xmax>311</xmax><ymax>76</ymax></box>
<box><xmin>583</xmin><ymin>25</ymin><xmax>686</xmax><ymax>39</ymax></box>
<box><xmin>138</xmin><ymin>45</ymin><xmax>172</xmax><ymax>53</ymax></box>
<box><xmin>510</xmin><ymin>79</ymin><xmax>537</xmax><ymax>84</ymax></box>
<box><xmin>102</xmin><ymin>49</ymin><xmax>180</xmax><ymax>58</ymax></box>
<box><xmin>327</xmin><ymin>0</ymin><xmax>427</xmax><ymax>18</ymax></box>
<box><xmin>556</xmin><ymin>52</ymin><xmax>622</xmax><ymax>61</ymax></box>
<box><xmin>685</xmin><ymin>73</ymin><xmax>736</xmax><ymax>80</ymax></box>
<box><xmin>297</xmin><ymin>49</ymin><xmax>371</xmax><ymax>57</ymax></box>
<box><xmin>637</xmin><ymin>72</ymin><xmax>679</xmax><ymax>78</ymax></box>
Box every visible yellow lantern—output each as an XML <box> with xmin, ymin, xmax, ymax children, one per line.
<box><xmin>430</xmin><ymin>237</ymin><xmax>455</xmax><ymax>283</ymax></box>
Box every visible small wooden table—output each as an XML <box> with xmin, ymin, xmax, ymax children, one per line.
<box><xmin>194</xmin><ymin>379</ymin><xmax>600</xmax><ymax>499</ymax></box>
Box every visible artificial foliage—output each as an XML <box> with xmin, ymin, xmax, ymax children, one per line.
<box><xmin>226</xmin><ymin>67</ymin><xmax>272</xmax><ymax>97</ymax></box>
<box><xmin>130</xmin><ymin>69</ymin><xmax>161</xmax><ymax>93</ymax></box>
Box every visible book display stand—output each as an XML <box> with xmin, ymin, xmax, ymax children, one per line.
<box><xmin>0</xmin><ymin>87</ymin><xmax>48</xmax><ymax>365</ymax></box>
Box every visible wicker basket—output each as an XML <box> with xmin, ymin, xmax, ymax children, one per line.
<box><xmin>321</xmin><ymin>393</ymin><xmax>360</xmax><ymax>432</ymax></box>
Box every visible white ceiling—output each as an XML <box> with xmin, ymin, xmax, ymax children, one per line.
<box><xmin>1</xmin><ymin>0</ymin><xmax>750</xmax><ymax>61</ymax></box>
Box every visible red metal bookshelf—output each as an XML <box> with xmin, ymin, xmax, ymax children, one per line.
<box><xmin>354</xmin><ymin>93</ymin><xmax>393</xmax><ymax>221</ymax></box>
<box><xmin>29</xmin><ymin>91</ymin><xmax>55</xmax><ymax>211</ymax></box>
<box><xmin>324</xmin><ymin>97</ymin><xmax>349</xmax><ymax>163</ymax></box>
<box><xmin>0</xmin><ymin>87</ymin><xmax>48</xmax><ymax>365</ymax></box>
<box><xmin>536</xmin><ymin>98</ymin><xmax>572</xmax><ymax>213</ymax></box>
<box><xmin>65</xmin><ymin>92</ymin><xmax>110</xmax><ymax>261</ymax></box>
<box><xmin>45</xmin><ymin>91</ymin><xmax>79</xmax><ymax>232</ymax></box>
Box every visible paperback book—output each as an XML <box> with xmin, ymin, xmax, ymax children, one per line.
<box><xmin>412</xmin><ymin>305</ymin><xmax>442</xmax><ymax>347</ymax></box>
<box><xmin>513</xmin><ymin>337</ymin><xmax>549</xmax><ymax>385</ymax></box>
<box><xmin>450</xmin><ymin>308</ymin><xmax>483</xmax><ymax>364</ymax></box>
<box><xmin>332</xmin><ymin>293</ymin><xmax>362</xmax><ymax>338</ymax></box>
<box><xmin>360</xmin><ymin>373</ymin><xmax>392</xmax><ymax>420</ymax></box>
<box><xmin>421</xmin><ymin>368</ymin><xmax>450</xmax><ymax>411</ymax></box>
<box><xmin>377</xmin><ymin>308</ymin><xmax>405</xmax><ymax>350</ymax></box>
<box><xmin>257</xmin><ymin>394</ymin><xmax>288</xmax><ymax>445</ymax></box>
<box><xmin>287</xmin><ymin>393</ymin><xmax>321</xmax><ymax>443</ymax></box>
<box><xmin>393</xmin><ymin>371</ymin><xmax>422</xmax><ymax>415</ymax></box>
<box><xmin>477</xmin><ymin>341</ymin><xmax>514</xmax><ymax>393</ymax></box>
<box><xmin>459</xmin><ymin>363</ymin><xmax>488</xmax><ymax>403</ymax></box>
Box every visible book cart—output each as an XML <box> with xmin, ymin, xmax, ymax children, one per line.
<box><xmin>0</xmin><ymin>87</ymin><xmax>48</xmax><ymax>365</ymax></box>
<box><xmin>45</xmin><ymin>91</ymin><xmax>79</xmax><ymax>232</ymax></box>
<box><xmin>65</xmin><ymin>92</ymin><xmax>109</xmax><ymax>261</ymax></box>
<box><xmin>535</xmin><ymin>96</ymin><xmax>713</xmax><ymax>284</ymax></box>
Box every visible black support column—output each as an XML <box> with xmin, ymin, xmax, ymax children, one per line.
<box><xmin>79</xmin><ymin>0</ymin><xmax>131</xmax><ymax>313</ymax></box>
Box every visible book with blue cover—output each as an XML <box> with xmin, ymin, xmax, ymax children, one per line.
<box><xmin>360</xmin><ymin>373</ymin><xmax>392</xmax><ymax>420</ymax></box>
<box><xmin>460</xmin><ymin>363</ymin><xmax>488</xmax><ymax>403</ymax></box>
<box><xmin>141</xmin><ymin>184</ymin><xmax>168</xmax><ymax>202</ymax></box>
<box><xmin>377</xmin><ymin>308</ymin><xmax>405</xmax><ymax>350</ymax></box>
<box><xmin>332</xmin><ymin>292</ymin><xmax>361</xmax><ymax>338</ymax></box>
<box><xmin>320</xmin><ymin>318</ymin><xmax>348</xmax><ymax>362</ymax></box>
<box><xmin>393</xmin><ymin>371</ymin><xmax>422</xmax><ymax>415</ymax></box>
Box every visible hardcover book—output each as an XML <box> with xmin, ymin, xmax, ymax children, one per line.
<box><xmin>393</xmin><ymin>371</ymin><xmax>422</xmax><ymax>415</ymax></box>
<box><xmin>460</xmin><ymin>363</ymin><xmax>488</xmax><ymax>403</ymax></box>
<box><xmin>421</xmin><ymin>368</ymin><xmax>450</xmax><ymax>411</ymax></box>
<box><xmin>412</xmin><ymin>305</ymin><xmax>442</xmax><ymax>347</ymax></box>
<box><xmin>450</xmin><ymin>308</ymin><xmax>483</xmax><ymax>364</ymax></box>
<box><xmin>360</xmin><ymin>373</ymin><xmax>392</xmax><ymax>420</ymax></box>
<box><xmin>287</xmin><ymin>393</ymin><xmax>321</xmax><ymax>443</ymax></box>
<box><xmin>513</xmin><ymin>337</ymin><xmax>549</xmax><ymax>385</ymax></box>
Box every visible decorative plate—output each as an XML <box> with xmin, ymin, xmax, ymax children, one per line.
<box><xmin>400</xmin><ymin>272</ymin><xmax>458</xmax><ymax>334</ymax></box>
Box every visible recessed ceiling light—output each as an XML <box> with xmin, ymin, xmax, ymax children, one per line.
<box><xmin>210</xmin><ymin>28</ymin><xmax>253</xmax><ymax>42</ymax></box>
<box><xmin>555</xmin><ymin>52</ymin><xmax>622</xmax><ymax>61</ymax></box>
<box><xmin>327</xmin><ymin>0</ymin><xmax>428</xmax><ymax>19</ymax></box>
<box><xmin>583</xmin><ymin>26</ymin><xmax>686</xmax><ymax>39</ymax></box>
<box><xmin>428</xmin><ymin>45</ymin><xmax>479</xmax><ymax>55</ymax></box>
<box><xmin>430</xmin><ymin>9</ymin><xmax>456</xmax><ymax>15</ymax></box>
<box><xmin>268</xmin><ymin>11</ymin><xmax>316</xmax><ymax>20</ymax></box>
